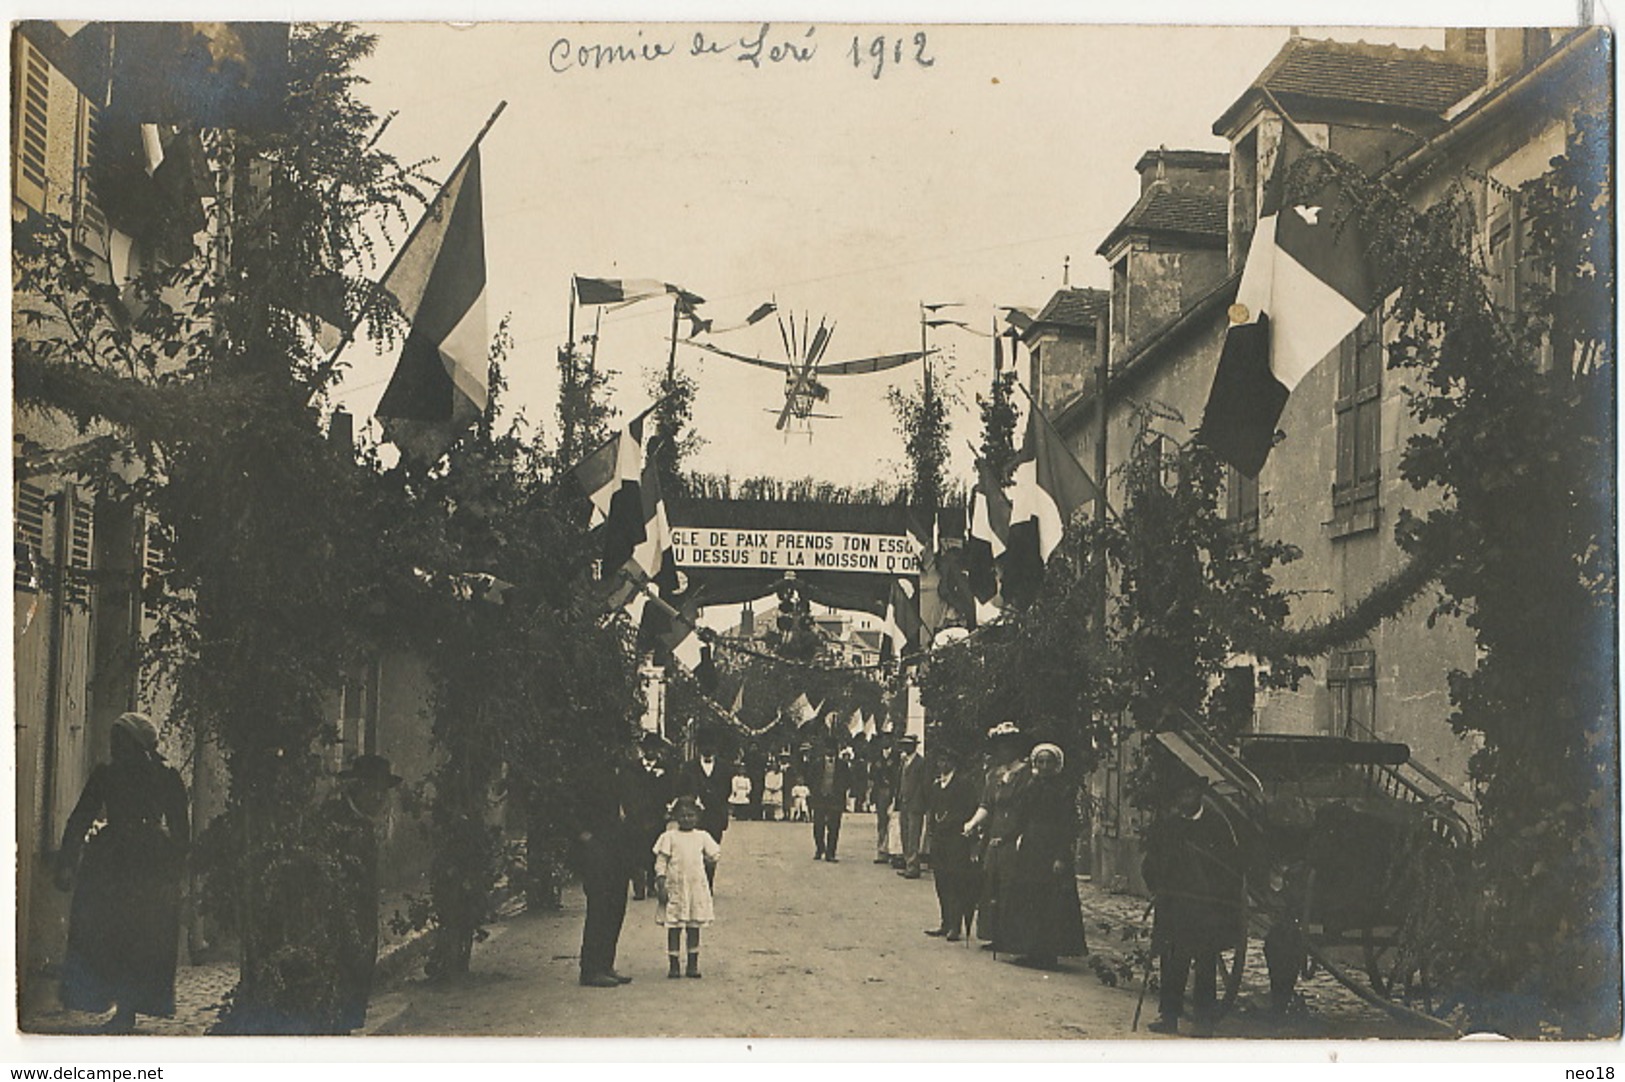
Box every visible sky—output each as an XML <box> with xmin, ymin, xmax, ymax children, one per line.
<box><xmin>328</xmin><ymin>17</ymin><xmax>1466</xmax><ymax>489</ymax></box>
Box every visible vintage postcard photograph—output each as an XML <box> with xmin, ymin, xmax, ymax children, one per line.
<box><xmin>8</xmin><ymin>7</ymin><xmax>1618</xmax><ymax>1057</ymax></box>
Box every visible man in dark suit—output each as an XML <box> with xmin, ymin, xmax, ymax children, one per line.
<box><xmin>622</xmin><ymin>732</ymin><xmax>673</xmax><ymax>901</ymax></box>
<box><xmin>869</xmin><ymin>741</ymin><xmax>896</xmax><ymax>864</ymax></box>
<box><xmin>806</xmin><ymin>742</ymin><xmax>851</xmax><ymax>861</ymax></box>
<box><xmin>925</xmin><ymin>745</ymin><xmax>981</xmax><ymax>939</ymax></box>
<box><xmin>1142</xmin><ymin>775</ymin><xmax>1245</xmax><ymax>1036</ymax></box>
<box><xmin>575</xmin><ymin>741</ymin><xmax>637</xmax><ymax>988</ymax></box>
<box><xmin>677</xmin><ymin>731</ymin><xmax>732</xmax><ymax>887</ymax></box>
<box><xmin>895</xmin><ymin>733</ymin><xmax>929</xmax><ymax>879</ymax></box>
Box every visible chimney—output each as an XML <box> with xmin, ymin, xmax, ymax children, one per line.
<box><xmin>328</xmin><ymin>408</ymin><xmax>354</xmax><ymax>449</ymax></box>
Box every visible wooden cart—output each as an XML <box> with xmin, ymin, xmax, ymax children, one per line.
<box><xmin>1153</xmin><ymin>717</ymin><xmax>1473</xmax><ymax>1031</ymax></box>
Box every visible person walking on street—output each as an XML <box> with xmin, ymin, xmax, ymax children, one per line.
<box><xmin>807</xmin><ymin>742</ymin><xmax>851</xmax><ymax>861</ymax></box>
<box><xmin>1142</xmin><ymin>775</ymin><xmax>1245</xmax><ymax>1036</ymax></box>
<box><xmin>960</xmin><ymin>721</ymin><xmax>1034</xmax><ymax>951</ymax></box>
<box><xmin>895</xmin><ymin>733</ymin><xmax>929</xmax><ymax>879</ymax></box>
<box><xmin>870</xmin><ymin>741</ymin><xmax>896</xmax><ymax>864</ymax></box>
<box><xmin>654</xmin><ymin>796</ymin><xmax>721</xmax><ymax>979</ymax></box>
<box><xmin>1001</xmin><ymin>743</ymin><xmax>1087</xmax><ymax>970</ymax></box>
<box><xmin>575</xmin><ymin>744</ymin><xmax>637</xmax><ymax>989</ymax></box>
<box><xmin>924</xmin><ymin>745</ymin><xmax>981</xmax><ymax>940</ymax></box>
<box><xmin>54</xmin><ymin>712</ymin><xmax>190</xmax><ymax>1034</ymax></box>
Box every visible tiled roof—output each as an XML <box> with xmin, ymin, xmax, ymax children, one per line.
<box><xmin>1215</xmin><ymin>38</ymin><xmax>1485</xmax><ymax>133</ymax></box>
<box><xmin>1031</xmin><ymin>287</ymin><xmax>1108</xmax><ymax>330</ymax></box>
<box><xmin>1097</xmin><ymin>182</ymin><xmax>1228</xmax><ymax>256</ymax></box>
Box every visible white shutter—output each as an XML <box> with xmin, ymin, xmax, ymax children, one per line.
<box><xmin>13</xmin><ymin>35</ymin><xmax>50</xmax><ymax>213</ymax></box>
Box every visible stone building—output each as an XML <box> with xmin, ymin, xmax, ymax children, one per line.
<box><xmin>1045</xmin><ymin>28</ymin><xmax>1609</xmax><ymax>888</ymax></box>
<box><xmin>1020</xmin><ymin>286</ymin><xmax>1108</xmax><ymax>416</ymax></box>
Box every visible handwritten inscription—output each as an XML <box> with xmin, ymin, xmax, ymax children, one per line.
<box><xmin>849</xmin><ymin>32</ymin><xmax>935</xmax><ymax>79</ymax></box>
<box><xmin>547</xmin><ymin>25</ymin><xmax>935</xmax><ymax>77</ymax></box>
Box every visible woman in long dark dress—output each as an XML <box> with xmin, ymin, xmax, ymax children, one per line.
<box><xmin>960</xmin><ymin>721</ymin><xmax>1033</xmax><ymax>950</ymax></box>
<box><xmin>1001</xmin><ymin>742</ymin><xmax>1088</xmax><ymax>968</ymax></box>
<box><xmin>54</xmin><ymin>712</ymin><xmax>189</xmax><ymax>1033</ymax></box>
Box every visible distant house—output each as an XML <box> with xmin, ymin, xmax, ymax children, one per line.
<box><xmin>1020</xmin><ymin>286</ymin><xmax>1108</xmax><ymax>417</ymax></box>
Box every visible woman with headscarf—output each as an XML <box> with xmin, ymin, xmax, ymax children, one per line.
<box><xmin>960</xmin><ymin>721</ymin><xmax>1033</xmax><ymax>951</ymax></box>
<box><xmin>1001</xmin><ymin>743</ymin><xmax>1088</xmax><ymax>969</ymax></box>
<box><xmin>54</xmin><ymin>712</ymin><xmax>190</xmax><ymax>1032</ymax></box>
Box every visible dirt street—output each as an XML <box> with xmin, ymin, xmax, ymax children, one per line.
<box><xmin>376</xmin><ymin>815</ymin><xmax>1421</xmax><ymax>1041</ymax></box>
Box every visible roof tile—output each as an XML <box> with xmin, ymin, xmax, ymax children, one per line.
<box><xmin>1246</xmin><ymin>38</ymin><xmax>1485</xmax><ymax>120</ymax></box>
<box><xmin>1032</xmin><ymin>287</ymin><xmax>1109</xmax><ymax>329</ymax></box>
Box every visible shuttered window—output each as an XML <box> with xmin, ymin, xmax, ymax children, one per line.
<box><xmin>1333</xmin><ymin>312</ymin><xmax>1382</xmax><ymax>531</ymax></box>
<box><xmin>1226</xmin><ymin>465</ymin><xmax>1259</xmax><ymax>533</ymax></box>
<box><xmin>1327</xmin><ymin>648</ymin><xmax>1377</xmax><ymax>739</ymax></box>
<box><xmin>1488</xmin><ymin>192</ymin><xmax>1557</xmax><ymax>372</ymax></box>
<box><xmin>13</xmin><ymin>35</ymin><xmax>50</xmax><ymax>213</ymax></box>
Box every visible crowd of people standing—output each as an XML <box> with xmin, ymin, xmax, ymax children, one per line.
<box><xmin>573</xmin><ymin>714</ymin><xmax>1241</xmax><ymax>1041</ymax></box>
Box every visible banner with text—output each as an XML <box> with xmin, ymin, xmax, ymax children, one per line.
<box><xmin>671</xmin><ymin>527</ymin><xmax>920</xmax><ymax>576</ymax></box>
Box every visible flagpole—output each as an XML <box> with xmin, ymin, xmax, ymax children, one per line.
<box><xmin>667</xmin><ymin>297</ymin><xmax>680</xmax><ymax>383</ymax></box>
<box><xmin>1092</xmin><ymin>294</ymin><xmax>1111</xmax><ymax>676</ymax></box>
<box><xmin>567</xmin><ymin>277</ymin><xmax>578</xmax><ymax>358</ymax></box>
<box><xmin>588</xmin><ymin>307</ymin><xmax>602</xmax><ymax>378</ymax></box>
<box><xmin>316</xmin><ymin>100</ymin><xmax>508</xmax><ymax>378</ymax></box>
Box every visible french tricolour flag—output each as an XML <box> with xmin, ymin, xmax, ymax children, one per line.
<box><xmin>1199</xmin><ymin>127</ymin><xmax>1379</xmax><ymax>478</ymax></box>
<box><xmin>375</xmin><ymin>149</ymin><xmax>489</xmax><ymax>461</ymax></box>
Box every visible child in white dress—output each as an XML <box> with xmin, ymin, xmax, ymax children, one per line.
<box><xmin>654</xmin><ymin>796</ymin><xmax>721</xmax><ymax>978</ymax></box>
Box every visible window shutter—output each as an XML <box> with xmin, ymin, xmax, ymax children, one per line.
<box><xmin>64</xmin><ymin>491</ymin><xmax>94</xmax><ymax>607</ymax></box>
<box><xmin>13</xmin><ymin>35</ymin><xmax>50</xmax><ymax>213</ymax></box>
<box><xmin>1333</xmin><ymin>336</ymin><xmax>1358</xmax><ymax>506</ymax></box>
<box><xmin>72</xmin><ymin>95</ymin><xmax>107</xmax><ymax>257</ymax></box>
<box><xmin>140</xmin><ymin>515</ymin><xmax>170</xmax><ymax>621</ymax></box>
<box><xmin>14</xmin><ymin>482</ymin><xmax>48</xmax><ymax>592</ymax></box>
<box><xmin>1353</xmin><ymin>318</ymin><xmax>1383</xmax><ymax>500</ymax></box>
<box><xmin>1334</xmin><ymin>314</ymin><xmax>1382</xmax><ymax>512</ymax></box>
<box><xmin>1488</xmin><ymin>199</ymin><xmax>1519</xmax><ymax>311</ymax></box>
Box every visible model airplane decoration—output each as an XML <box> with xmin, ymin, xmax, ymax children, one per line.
<box><xmin>684</xmin><ymin>313</ymin><xmax>934</xmax><ymax>435</ymax></box>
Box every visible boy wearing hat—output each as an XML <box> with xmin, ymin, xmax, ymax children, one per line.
<box><xmin>330</xmin><ymin>754</ymin><xmax>402</xmax><ymax>1031</ymax></box>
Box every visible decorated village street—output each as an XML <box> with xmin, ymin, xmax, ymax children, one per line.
<box><xmin>370</xmin><ymin>818</ymin><xmax>1420</xmax><ymax>1042</ymax></box>
<box><xmin>11</xmin><ymin>20</ymin><xmax>1616</xmax><ymax>1057</ymax></box>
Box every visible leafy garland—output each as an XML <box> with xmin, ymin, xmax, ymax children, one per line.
<box><xmin>1212</xmin><ymin>547</ymin><xmax>1444</xmax><ymax>662</ymax></box>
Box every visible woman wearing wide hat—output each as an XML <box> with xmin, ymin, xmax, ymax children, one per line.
<box><xmin>960</xmin><ymin>721</ymin><xmax>1034</xmax><ymax>951</ymax></box>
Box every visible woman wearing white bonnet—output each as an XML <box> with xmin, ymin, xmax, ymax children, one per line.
<box><xmin>111</xmin><ymin>710</ymin><xmax>161</xmax><ymax>754</ymax></box>
<box><xmin>1003</xmin><ymin>738</ymin><xmax>1088</xmax><ymax>969</ymax></box>
<box><xmin>54</xmin><ymin>710</ymin><xmax>189</xmax><ymax>1032</ymax></box>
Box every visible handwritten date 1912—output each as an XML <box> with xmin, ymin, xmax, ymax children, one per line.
<box><xmin>849</xmin><ymin>32</ymin><xmax>935</xmax><ymax>79</ymax></box>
